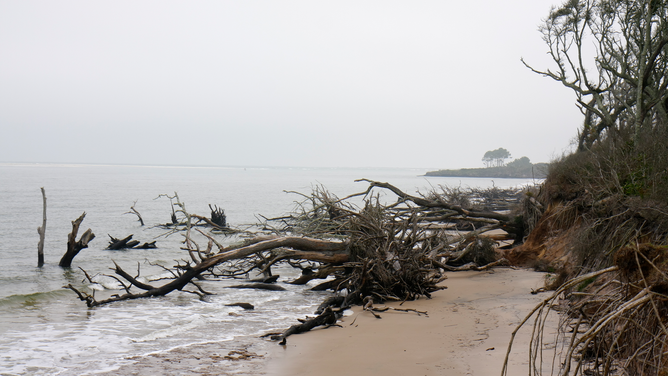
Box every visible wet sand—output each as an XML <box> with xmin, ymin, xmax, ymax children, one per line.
<box><xmin>264</xmin><ymin>267</ymin><xmax>556</xmax><ymax>376</ymax></box>
<box><xmin>92</xmin><ymin>267</ymin><xmax>556</xmax><ymax>375</ymax></box>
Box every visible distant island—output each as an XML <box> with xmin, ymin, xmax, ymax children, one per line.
<box><xmin>425</xmin><ymin>149</ymin><xmax>548</xmax><ymax>179</ymax></box>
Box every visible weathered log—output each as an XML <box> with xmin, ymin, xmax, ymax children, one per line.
<box><xmin>106</xmin><ymin>234</ymin><xmax>139</xmax><ymax>250</ymax></box>
<box><xmin>135</xmin><ymin>241</ymin><xmax>157</xmax><ymax>249</ymax></box>
<box><xmin>59</xmin><ymin>212</ymin><xmax>95</xmax><ymax>268</ymax></box>
<box><xmin>69</xmin><ymin>236</ymin><xmax>349</xmax><ymax>307</ymax></box>
<box><xmin>226</xmin><ymin>302</ymin><xmax>255</xmax><ymax>310</ymax></box>
<box><xmin>431</xmin><ymin>257</ymin><xmax>508</xmax><ymax>271</ymax></box>
<box><xmin>227</xmin><ymin>283</ymin><xmax>286</xmax><ymax>291</ymax></box>
<box><xmin>263</xmin><ymin>251</ymin><xmax>348</xmax><ymax>275</ymax></box>
<box><xmin>271</xmin><ymin>306</ymin><xmax>339</xmax><ymax>345</ymax></box>
<box><xmin>111</xmin><ymin>260</ymin><xmax>155</xmax><ymax>290</ymax></box>
<box><xmin>315</xmin><ymin>296</ymin><xmax>347</xmax><ymax>314</ymax></box>
<box><xmin>37</xmin><ymin>187</ymin><xmax>46</xmax><ymax>267</ymax></box>
<box><xmin>310</xmin><ymin>277</ymin><xmax>347</xmax><ymax>291</ymax></box>
<box><xmin>289</xmin><ymin>266</ymin><xmax>343</xmax><ymax>285</ymax></box>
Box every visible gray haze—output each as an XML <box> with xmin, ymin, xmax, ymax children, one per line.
<box><xmin>0</xmin><ymin>1</ymin><xmax>580</xmax><ymax>169</ymax></box>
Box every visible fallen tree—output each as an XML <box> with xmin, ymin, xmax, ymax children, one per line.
<box><xmin>106</xmin><ymin>234</ymin><xmax>156</xmax><ymax>250</ymax></box>
<box><xmin>68</xmin><ymin>180</ymin><xmax>533</xmax><ymax>342</ymax></box>
<box><xmin>70</xmin><ymin>236</ymin><xmax>348</xmax><ymax>307</ymax></box>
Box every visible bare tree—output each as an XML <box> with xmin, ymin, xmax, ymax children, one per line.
<box><xmin>59</xmin><ymin>212</ymin><xmax>95</xmax><ymax>268</ymax></box>
<box><xmin>124</xmin><ymin>200</ymin><xmax>144</xmax><ymax>226</ymax></box>
<box><xmin>524</xmin><ymin>0</ymin><xmax>668</xmax><ymax>150</ymax></box>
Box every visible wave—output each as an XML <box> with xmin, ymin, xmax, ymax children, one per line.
<box><xmin>0</xmin><ymin>289</ymin><xmax>71</xmax><ymax>309</ymax></box>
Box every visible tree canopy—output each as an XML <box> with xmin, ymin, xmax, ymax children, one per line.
<box><xmin>482</xmin><ymin>148</ymin><xmax>512</xmax><ymax>167</ymax></box>
<box><xmin>506</xmin><ymin>156</ymin><xmax>532</xmax><ymax>169</ymax></box>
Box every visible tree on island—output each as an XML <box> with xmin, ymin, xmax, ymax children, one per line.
<box><xmin>506</xmin><ymin>156</ymin><xmax>531</xmax><ymax>170</ymax></box>
<box><xmin>482</xmin><ymin>148</ymin><xmax>511</xmax><ymax>167</ymax></box>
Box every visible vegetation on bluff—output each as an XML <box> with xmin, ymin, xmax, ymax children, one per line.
<box><xmin>503</xmin><ymin>0</ymin><xmax>668</xmax><ymax>374</ymax></box>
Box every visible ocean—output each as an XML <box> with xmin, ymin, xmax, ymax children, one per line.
<box><xmin>0</xmin><ymin>163</ymin><xmax>536</xmax><ymax>375</ymax></box>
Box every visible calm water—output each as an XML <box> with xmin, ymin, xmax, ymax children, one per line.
<box><xmin>0</xmin><ymin>163</ymin><xmax>535</xmax><ymax>375</ymax></box>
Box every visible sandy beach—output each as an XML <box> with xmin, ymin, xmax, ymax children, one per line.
<box><xmin>92</xmin><ymin>267</ymin><xmax>557</xmax><ymax>375</ymax></box>
<box><xmin>264</xmin><ymin>267</ymin><xmax>556</xmax><ymax>376</ymax></box>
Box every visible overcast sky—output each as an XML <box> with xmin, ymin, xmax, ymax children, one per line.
<box><xmin>0</xmin><ymin>1</ymin><xmax>581</xmax><ymax>169</ymax></box>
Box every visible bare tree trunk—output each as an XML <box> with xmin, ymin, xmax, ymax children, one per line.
<box><xmin>37</xmin><ymin>187</ymin><xmax>46</xmax><ymax>267</ymax></box>
<box><xmin>124</xmin><ymin>200</ymin><xmax>144</xmax><ymax>226</ymax></box>
<box><xmin>59</xmin><ymin>212</ymin><xmax>95</xmax><ymax>268</ymax></box>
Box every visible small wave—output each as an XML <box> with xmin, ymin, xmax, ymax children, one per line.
<box><xmin>132</xmin><ymin>314</ymin><xmax>205</xmax><ymax>343</ymax></box>
<box><xmin>0</xmin><ymin>289</ymin><xmax>70</xmax><ymax>308</ymax></box>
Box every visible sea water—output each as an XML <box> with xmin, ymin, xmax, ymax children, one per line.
<box><xmin>0</xmin><ymin>163</ymin><xmax>536</xmax><ymax>375</ymax></box>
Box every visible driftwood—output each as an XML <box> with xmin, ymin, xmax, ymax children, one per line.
<box><xmin>360</xmin><ymin>295</ymin><xmax>428</xmax><ymax>319</ymax></box>
<box><xmin>226</xmin><ymin>302</ymin><xmax>255</xmax><ymax>310</ymax></box>
<box><xmin>289</xmin><ymin>266</ymin><xmax>343</xmax><ymax>285</ymax></box>
<box><xmin>124</xmin><ymin>200</ymin><xmax>144</xmax><ymax>226</ymax></box>
<box><xmin>353</xmin><ymin>179</ymin><xmax>511</xmax><ymax>222</ymax></box>
<box><xmin>135</xmin><ymin>241</ymin><xmax>157</xmax><ymax>249</ymax></box>
<box><xmin>106</xmin><ymin>235</ymin><xmax>156</xmax><ymax>250</ymax></box>
<box><xmin>69</xmin><ymin>236</ymin><xmax>348</xmax><ymax>307</ymax></box>
<box><xmin>106</xmin><ymin>235</ymin><xmax>139</xmax><ymax>250</ymax></box>
<box><xmin>209</xmin><ymin>204</ymin><xmax>227</xmax><ymax>228</ymax></box>
<box><xmin>227</xmin><ymin>283</ymin><xmax>286</xmax><ymax>291</ymax></box>
<box><xmin>248</xmin><ymin>275</ymin><xmax>280</xmax><ymax>283</ymax></box>
<box><xmin>70</xmin><ymin>181</ymin><xmax>525</xmax><ymax>305</ymax></box>
<box><xmin>37</xmin><ymin>187</ymin><xmax>46</xmax><ymax>267</ymax></box>
<box><xmin>270</xmin><ymin>306</ymin><xmax>339</xmax><ymax>345</ymax></box>
<box><xmin>59</xmin><ymin>212</ymin><xmax>95</xmax><ymax>268</ymax></box>
<box><xmin>68</xmin><ymin>180</ymin><xmax>530</xmax><ymax>345</ymax></box>
<box><xmin>310</xmin><ymin>277</ymin><xmax>348</xmax><ymax>291</ymax></box>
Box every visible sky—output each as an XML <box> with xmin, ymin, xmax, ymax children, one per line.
<box><xmin>0</xmin><ymin>0</ymin><xmax>581</xmax><ymax>169</ymax></box>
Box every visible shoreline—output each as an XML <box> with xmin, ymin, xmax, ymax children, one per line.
<box><xmin>263</xmin><ymin>267</ymin><xmax>558</xmax><ymax>376</ymax></box>
<box><xmin>87</xmin><ymin>268</ymin><xmax>558</xmax><ymax>375</ymax></box>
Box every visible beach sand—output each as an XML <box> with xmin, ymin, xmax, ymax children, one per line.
<box><xmin>264</xmin><ymin>267</ymin><xmax>557</xmax><ymax>376</ymax></box>
<box><xmin>93</xmin><ymin>267</ymin><xmax>557</xmax><ymax>375</ymax></box>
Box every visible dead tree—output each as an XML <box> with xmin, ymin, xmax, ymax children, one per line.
<box><xmin>71</xmin><ymin>181</ymin><xmax>525</xmax><ymax>304</ymax></box>
<box><xmin>68</xmin><ymin>236</ymin><xmax>349</xmax><ymax>307</ymax></box>
<box><xmin>68</xmin><ymin>180</ymin><xmax>530</xmax><ymax>341</ymax></box>
<box><xmin>59</xmin><ymin>212</ymin><xmax>95</xmax><ymax>268</ymax></box>
<box><xmin>124</xmin><ymin>200</ymin><xmax>144</xmax><ymax>226</ymax></box>
<box><xmin>209</xmin><ymin>204</ymin><xmax>227</xmax><ymax>228</ymax></box>
<box><xmin>106</xmin><ymin>234</ymin><xmax>140</xmax><ymax>250</ymax></box>
<box><xmin>155</xmin><ymin>193</ymin><xmax>179</xmax><ymax>225</ymax></box>
<box><xmin>37</xmin><ymin>187</ymin><xmax>46</xmax><ymax>267</ymax></box>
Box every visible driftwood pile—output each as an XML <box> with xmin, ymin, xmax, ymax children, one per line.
<box><xmin>68</xmin><ymin>180</ymin><xmax>532</xmax><ymax>343</ymax></box>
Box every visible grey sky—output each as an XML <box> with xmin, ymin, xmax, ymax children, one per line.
<box><xmin>0</xmin><ymin>1</ymin><xmax>580</xmax><ymax>169</ymax></box>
